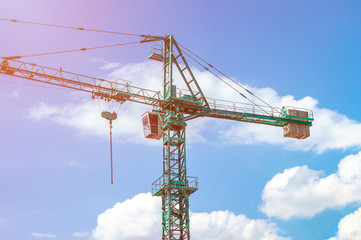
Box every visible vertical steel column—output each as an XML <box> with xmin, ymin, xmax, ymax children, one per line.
<box><xmin>161</xmin><ymin>35</ymin><xmax>191</xmax><ymax>240</ymax></box>
<box><xmin>163</xmin><ymin>35</ymin><xmax>172</xmax><ymax>101</ymax></box>
<box><xmin>162</xmin><ymin>120</ymin><xmax>189</xmax><ymax>239</ymax></box>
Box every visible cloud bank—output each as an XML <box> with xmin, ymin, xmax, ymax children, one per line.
<box><xmin>27</xmin><ymin>60</ymin><xmax>361</xmax><ymax>153</ymax></box>
<box><xmin>328</xmin><ymin>207</ymin><xmax>361</xmax><ymax>240</ymax></box>
<box><xmin>260</xmin><ymin>151</ymin><xmax>361</xmax><ymax>220</ymax></box>
<box><xmin>91</xmin><ymin>192</ymin><xmax>289</xmax><ymax>240</ymax></box>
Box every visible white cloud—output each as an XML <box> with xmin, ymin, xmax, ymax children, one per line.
<box><xmin>217</xmin><ymin>87</ymin><xmax>361</xmax><ymax>154</ymax></box>
<box><xmin>91</xmin><ymin>193</ymin><xmax>161</xmax><ymax>240</ymax></box>
<box><xmin>27</xmin><ymin>60</ymin><xmax>361</xmax><ymax>153</ymax></box>
<box><xmin>260</xmin><ymin>151</ymin><xmax>361</xmax><ymax>220</ymax></box>
<box><xmin>91</xmin><ymin>58</ymin><xmax>120</xmax><ymax>70</ymax></box>
<box><xmin>29</xmin><ymin>103</ymin><xmax>59</xmax><ymax>121</ymax></box>
<box><xmin>68</xmin><ymin>161</ymin><xmax>87</xmax><ymax>168</ymax></box>
<box><xmin>0</xmin><ymin>160</ymin><xmax>26</xmax><ymax>169</ymax></box>
<box><xmin>328</xmin><ymin>207</ymin><xmax>361</xmax><ymax>240</ymax></box>
<box><xmin>30</xmin><ymin>232</ymin><xmax>57</xmax><ymax>238</ymax></box>
<box><xmin>28</xmin><ymin>100</ymin><xmax>159</xmax><ymax>145</ymax></box>
<box><xmin>73</xmin><ymin>232</ymin><xmax>90</xmax><ymax>238</ymax></box>
<box><xmin>100</xmin><ymin>62</ymin><xmax>121</xmax><ymax>70</ymax></box>
<box><xmin>11</xmin><ymin>90</ymin><xmax>19</xmax><ymax>97</ymax></box>
<box><xmin>91</xmin><ymin>192</ymin><xmax>289</xmax><ymax>240</ymax></box>
<box><xmin>191</xmin><ymin>210</ymin><xmax>290</xmax><ymax>240</ymax></box>
<box><xmin>0</xmin><ymin>89</ymin><xmax>20</xmax><ymax>98</ymax></box>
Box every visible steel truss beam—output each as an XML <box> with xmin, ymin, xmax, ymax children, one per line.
<box><xmin>0</xmin><ymin>58</ymin><xmax>313</xmax><ymax>128</ymax></box>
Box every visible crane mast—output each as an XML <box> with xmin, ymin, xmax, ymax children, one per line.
<box><xmin>158</xmin><ymin>35</ymin><xmax>197</xmax><ymax>239</ymax></box>
<box><xmin>0</xmin><ymin>35</ymin><xmax>313</xmax><ymax>240</ymax></box>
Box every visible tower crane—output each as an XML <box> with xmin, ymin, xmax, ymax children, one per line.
<box><xmin>0</xmin><ymin>26</ymin><xmax>313</xmax><ymax>240</ymax></box>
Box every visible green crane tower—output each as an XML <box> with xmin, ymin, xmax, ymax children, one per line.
<box><xmin>0</xmin><ymin>34</ymin><xmax>313</xmax><ymax>240</ymax></box>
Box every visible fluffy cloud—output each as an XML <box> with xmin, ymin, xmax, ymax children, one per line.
<box><xmin>260</xmin><ymin>151</ymin><xmax>361</xmax><ymax>220</ymax></box>
<box><xmin>91</xmin><ymin>192</ymin><xmax>289</xmax><ymax>240</ymax></box>
<box><xmin>91</xmin><ymin>193</ymin><xmax>160</xmax><ymax>240</ymax></box>
<box><xmin>28</xmin><ymin>60</ymin><xmax>361</xmax><ymax>153</ymax></box>
<box><xmin>29</xmin><ymin>99</ymin><xmax>155</xmax><ymax>144</ymax></box>
<box><xmin>328</xmin><ymin>207</ymin><xmax>361</xmax><ymax>240</ymax></box>
<box><xmin>30</xmin><ymin>232</ymin><xmax>57</xmax><ymax>238</ymax></box>
<box><xmin>216</xmin><ymin>86</ymin><xmax>361</xmax><ymax>153</ymax></box>
<box><xmin>191</xmin><ymin>211</ymin><xmax>289</xmax><ymax>240</ymax></box>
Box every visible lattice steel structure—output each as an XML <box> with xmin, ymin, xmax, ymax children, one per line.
<box><xmin>1</xmin><ymin>35</ymin><xmax>313</xmax><ymax>240</ymax></box>
<box><xmin>153</xmin><ymin>36</ymin><xmax>200</xmax><ymax>239</ymax></box>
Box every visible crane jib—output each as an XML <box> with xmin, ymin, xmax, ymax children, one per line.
<box><xmin>0</xmin><ymin>57</ymin><xmax>313</xmax><ymax>131</ymax></box>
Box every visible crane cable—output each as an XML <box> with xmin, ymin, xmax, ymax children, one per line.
<box><xmin>180</xmin><ymin>49</ymin><xmax>273</xmax><ymax>116</ymax></box>
<box><xmin>179</xmin><ymin>43</ymin><xmax>281</xmax><ymax>115</ymax></box>
<box><xmin>0</xmin><ymin>17</ymin><xmax>142</xmax><ymax>37</ymax></box>
<box><xmin>109</xmin><ymin>119</ymin><xmax>114</xmax><ymax>185</ymax></box>
<box><xmin>2</xmin><ymin>41</ymin><xmax>141</xmax><ymax>60</ymax></box>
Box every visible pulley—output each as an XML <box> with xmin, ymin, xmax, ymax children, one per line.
<box><xmin>101</xmin><ymin>111</ymin><xmax>117</xmax><ymax>122</ymax></box>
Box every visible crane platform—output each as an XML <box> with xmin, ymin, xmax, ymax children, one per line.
<box><xmin>152</xmin><ymin>175</ymin><xmax>199</xmax><ymax>196</ymax></box>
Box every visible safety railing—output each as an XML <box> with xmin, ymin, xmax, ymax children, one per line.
<box><xmin>177</xmin><ymin>88</ymin><xmax>313</xmax><ymax>120</ymax></box>
<box><xmin>152</xmin><ymin>174</ymin><xmax>199</xmax><ymax>196</ymax></box>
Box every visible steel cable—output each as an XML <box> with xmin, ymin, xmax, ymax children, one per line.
<box><xmin>181</xmin><ymin>50</ymin><xmax>272</xmax><ymax>116</ymax></box>
<box><xmin>1</xmin><ymin>41</ymin><xmax>141</xmax><ymax>59</ymax></box>
<box><xmin>179</xmin><ymin>43</ymin><xmax>280</xmax><ymax>114</ymax></box>
<box><xmin>0</xmin><ymin>18</ymin><xmax>142</xmax><ymax>37</ymax></box>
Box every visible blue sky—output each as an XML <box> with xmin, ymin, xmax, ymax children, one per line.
<box><xmin>1</xmin><ymin>1</ymin><xmax>361</xmax><ymax>239</ymax></box>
